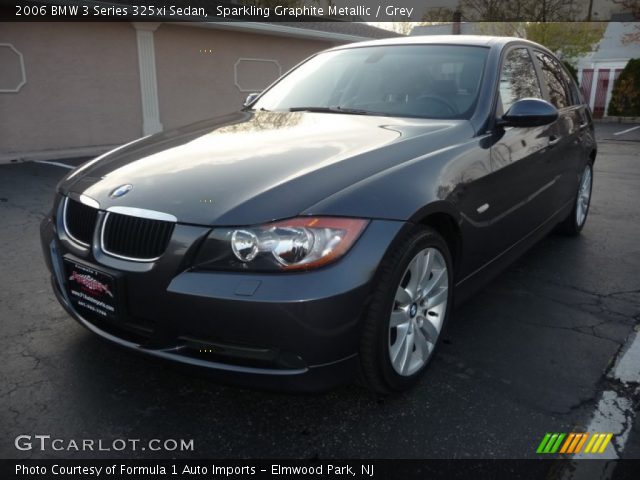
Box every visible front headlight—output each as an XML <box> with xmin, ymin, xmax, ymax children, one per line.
<box><xmin>194</xmin><ymin>217</ymin><xmax>368</xmax><ymax>271</ymax></box>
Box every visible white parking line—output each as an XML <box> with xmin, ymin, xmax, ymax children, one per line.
<box><xmin>609</xmin><ymin>331</ymin><xmax>640</xmax><ymax>385</ymax></box>
<box><xmin>32</xmin><ymin>160</ymin><xmax>75</xmax><ymax>169</ymax></box>
<box><xmin>571</xmin><ymin>390</ymin><xmax>634</xmax><ymax>460</ymax></box>
<box><xmin>575</xmin><ymin>331</ymin><xmax>640</xmax><ymax>459</ymax></box>
<box><xmin>613</xmin><ymin>125</ymin><xmax>640</xmax><ymax>136</ymax></box>
<box><xmin>561</xmin><ymin>331</ymin><xmax>640</xmax><ymax>479</ymax></box>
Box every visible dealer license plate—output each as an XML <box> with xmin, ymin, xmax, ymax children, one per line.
<box><xmin>63</xmin><ymin>259</ymin><xmax>119</xmax><ymax>322</ymax></box>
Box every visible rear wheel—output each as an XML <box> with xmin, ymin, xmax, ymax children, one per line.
<box><xmin>559</xmin><ymin>163</ymin><xmax>593</xmax><ymax>235</ymax></box>
<box><xmin>359</xmin><ymin>226</ymin><xmax>453</xmax><ymax>394</ymax></box>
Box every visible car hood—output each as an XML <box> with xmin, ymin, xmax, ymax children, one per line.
<box><xmin>60</xmin><ymin>111</ymin><xmax>474</xmax><ymax>226</ymax></box>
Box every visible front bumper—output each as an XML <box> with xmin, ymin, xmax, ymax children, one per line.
<box><xmin>40</xmin><ymin>201</ymin><xmax>406</xmax><ymax>391</ymax></box>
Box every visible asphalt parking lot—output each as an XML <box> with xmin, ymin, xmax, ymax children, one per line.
<box><xmin>1</xmin><ymin>123</ymin><xmax>639</xmax><ymax>462</ymax></box>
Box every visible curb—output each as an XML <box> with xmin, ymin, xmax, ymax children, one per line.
<box><xmin>0</xmin><ymin>144</ymin><xmax>118</xmax><ymax>165</ymax></box>
<box><xmin>595</xmin><ymin>117</ymin><xmax>640</xmax><ymax>124</ymax></box>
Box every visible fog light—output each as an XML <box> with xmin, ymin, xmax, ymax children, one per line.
<box><xmin>231</xmin><ymin>229</ymin><xmax>259</xmax><ymax>262</ymax></box>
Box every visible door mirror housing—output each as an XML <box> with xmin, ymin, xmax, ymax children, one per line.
<box><xmin>498</xmin><ymin>98</ymin><xmax>558</xmax><ymax>128</ymax></box>
<box><xmin>243</xmin><ymin>92</ymin><xmax>260</xmax><ymax>107</ymax></box>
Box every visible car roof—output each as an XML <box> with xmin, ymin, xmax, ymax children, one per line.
<box><xmin>329</xmin><ymin>35</ymin><xmax>547</xmax><ymax>52</ymax></box>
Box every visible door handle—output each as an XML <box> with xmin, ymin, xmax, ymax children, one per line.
<box><xmin>549</xmin><ymin>136</ymin><xmax>561</xmax><ymax>147</ymax></box>
<box><xmin>579</xmin><ymin>122</ymin><xmax>589</xmax><ymax>129</ymax></box>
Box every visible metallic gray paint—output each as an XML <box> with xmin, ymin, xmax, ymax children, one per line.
<box><xmin>41</xmin><ymin>36</ymin><xmax>597</xmax><ymax>390</ymax></box>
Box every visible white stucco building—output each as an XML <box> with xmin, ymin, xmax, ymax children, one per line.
<box><xmin>576</xmin><ymin>22</ymin><xmax>639</xmax><ymax>117</ymax></box>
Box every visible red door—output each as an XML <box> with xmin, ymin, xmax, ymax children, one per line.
<box><xmin>580</xmin><ymin>69</ymin><xmax>594</xmax><ymax>105</ymax></box>
<box><xmin>593</xmin><ymin>69</ymin><xmax>610</xmax><ymax>118</ymax></box>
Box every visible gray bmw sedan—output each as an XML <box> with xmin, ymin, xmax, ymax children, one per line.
<box><xmin>41</xmin><ymin>36</ymin><xmax>596</xmax><ymax>393</ymax></box>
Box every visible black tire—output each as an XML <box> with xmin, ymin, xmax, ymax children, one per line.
<box><xmin>558</xmin><ymin>162</ymin><xmax>593</xmax><ymax>236</ymax></box>
<box><xmin>359</xmin><ymin>225</ymin><xmax>453</xmax><ymax>394</ymax></box>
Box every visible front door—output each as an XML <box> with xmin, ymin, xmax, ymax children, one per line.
<box><xmin>486</xmin><ymin>46</ymin><xmax>557</xmax><ymax>256</ymax></box>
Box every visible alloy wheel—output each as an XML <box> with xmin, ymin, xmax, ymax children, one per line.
<box><xmin>388</xmin><ymin>247</ymin><xmax>449</xmax><ymax>376</ymax></box>
<box><xmin>576</xmin><ymin>164</ymin><xmax>593</xmax><ymax>227</ymax></box>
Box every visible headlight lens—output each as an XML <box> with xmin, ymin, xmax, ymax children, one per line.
<box><xmin>195</xmin><ymin>217</ymin><xmax>368</xmax><ymax>271</ymax></box>
<box><xmin>230</xmin><ymin>229</ymin><xmax>261</xmax><ymax>262</ymax></box>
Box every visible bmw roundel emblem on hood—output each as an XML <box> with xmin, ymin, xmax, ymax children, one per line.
<box><xmin>109</xmin><ymin>184</ymin><xmax>133</xmax><ymax>199</ymax></box>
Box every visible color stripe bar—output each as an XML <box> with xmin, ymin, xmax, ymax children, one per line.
<box><xmin>574</xmin><ymin>433</ymin><xmax>589</xmax><ymax>454</ymax></box>
<box><xmin>537</xmin><ymin>433</ymin><xmax>552</xmax><ymax>454</ymax></box>
<box><xmin>560</xmin><ymin>433</ymin><xmax>576</xmax><ymax>454</ymax></box>
<box><xmin>584</xmin><ymin>433</ymin><xmax>599</xmax><ymax>453</ymax></box>
<box><xmin>538</xmin><ymin>433</ymin><xmax>614</xmax><ymax>454</ymax></box>
<box><xmin>544</xmin><ymin>434</ymin><xmax>560</xmax><ymax>453</ymax></box>
<box><xmin>567</xmin><ymin>433</ymin><xmax>583</xmax><ymax>454</ymax></box>
<box><xmin>598</xmin><ymin>434</ymin><xmax>613</xmax><ymax>453</ymax></box>
<box><xmin>550</xmin><ymin>433</ymin><xmax>566</xmax><ymax>453</ymax></box>
<box><xmin>591</xmin><ymin>434</ymin><xmax>606</xmax><ymax>453</ymax></box>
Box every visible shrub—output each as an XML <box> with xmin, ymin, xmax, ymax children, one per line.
<box><xmin>608</xmin><ymin>58</ymin><xmax>640</xmax><ymax>116</ymax></box>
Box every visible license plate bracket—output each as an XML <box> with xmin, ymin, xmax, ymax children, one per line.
<box><xmin>63</xmin><ymin>258</ymin><xmax>121</xmax><ymax>322</ymax></box>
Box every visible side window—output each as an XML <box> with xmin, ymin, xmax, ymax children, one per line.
<box><xmin>535</xmin><ymin>51</ymin><xmax>571</xmax><ymax>109</ymax></box>
<box><xmin>560</xmin><ymin>65</ymin><xmax>582</xmax><ymax>105</ymax></box>
<box><xmin>499</xmin><ymin>48</ymin><xmax>542</xmax><ymax>113</ymax></box>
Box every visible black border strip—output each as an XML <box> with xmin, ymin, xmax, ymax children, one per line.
<box><xmin>1</xmin><ymin>0</ymin><xmax>636</xmax><ymax>22</ymax></box>
<box><xmin>3</xmin><ymin>459</ymin><xmax>640</xmax><ymax>480</ymax></box>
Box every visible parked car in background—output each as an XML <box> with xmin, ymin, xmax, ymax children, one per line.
<box><xmin>41</xmin><ymin>36</ymin><xmax>596</xmax><ymax>393</ymax></box>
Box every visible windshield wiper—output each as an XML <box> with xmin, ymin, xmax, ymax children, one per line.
<box><xmin>287</xmin><ymin>106</ymin><xmax>375</xmax><ymax>115</ymax></box>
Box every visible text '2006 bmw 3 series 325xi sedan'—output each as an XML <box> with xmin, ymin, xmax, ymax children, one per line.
<box><xmin>41</xmin><ymin>36</ymin><xmax>596</xmax><ymax>393</ymax></box>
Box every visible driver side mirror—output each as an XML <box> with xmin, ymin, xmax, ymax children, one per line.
<box><xmin>498</xmin><ymin>98</ymin><xmax>558</xmax><ymax>128</ymax></box>
<box><xmin>243</xmin><ymin>92</ymin><xmax>260</xmax><ymax>107</ymax></box>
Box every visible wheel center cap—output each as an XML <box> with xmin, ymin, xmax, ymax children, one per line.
<box><xmin>410</xmin><ymin>303</ymin><xmax>418</xmax><ymax>317</ymax></box>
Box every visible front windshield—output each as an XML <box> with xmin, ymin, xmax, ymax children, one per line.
<box><xmin>253</xmin><ymin>45</ymin><xmax>489</xmax><ymax>120</ymax></box>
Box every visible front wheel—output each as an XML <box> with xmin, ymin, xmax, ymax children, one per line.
<box><xmin>359</xmin><ymin>226</ymin><xmax>453</xmax><ymax>394</ymax></box>
<box><xmin>558</xmin><ymin>163</ymin><xmax>593</xmax><ymax>235</ymax></box>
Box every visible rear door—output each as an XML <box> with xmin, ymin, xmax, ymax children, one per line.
<box><xmin>532</xmin><ymin>50</ymin><xmax>584</xmax><ymax>209</ymax></box>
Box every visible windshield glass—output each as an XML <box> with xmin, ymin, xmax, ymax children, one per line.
<box><xmin>253</xmin><ymin>45</ymin><xmax>489</xmax><ymax>120</ymax></box>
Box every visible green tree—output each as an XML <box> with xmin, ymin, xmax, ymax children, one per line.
<box><xmin>608</xmin><ymin>58</ymin><xmax>640</xmax><ymax>116</ymax></box>
<box><xmin>474</xmin><ymin>22</ymin><xmax>528</xmax><ymax>37</ymax></box>
<box><xmin>524</xmin><ymin>22</ymin><xmax>606</xmax><ymax>64</ymax></box>
<box><xmin>472</xmin><ymin>22</ymin><xmax>605</xmax><ymax>66</ymax></box>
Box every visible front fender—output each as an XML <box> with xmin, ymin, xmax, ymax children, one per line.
<box><xmin>302</xmin><ymin>136</ymin><xmax>486</xmax><ymax>224</ymax></box>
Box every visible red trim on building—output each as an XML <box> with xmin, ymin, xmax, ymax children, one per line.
<box><xmin>593</xmin><ymin>69</ymin><xmax>610</xmax><ymax>118</ymax></box>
